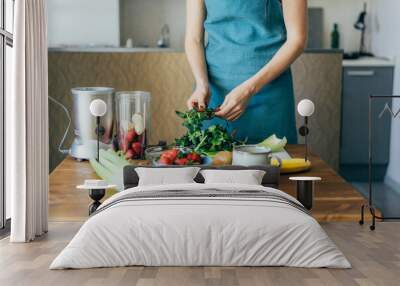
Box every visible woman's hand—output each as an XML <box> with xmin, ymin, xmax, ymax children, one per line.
<box><xmin>186</xmin><ymin>85</ymin><xmax>210</xmax><ymax>111</ymax></box>
<box><xmin>215</xmin><ymin>81</ymin><xmax>256</xmax><ymax>121</ymax></box>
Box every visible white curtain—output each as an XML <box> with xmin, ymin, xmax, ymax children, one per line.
<box><xmin>8</xmin><ymin>0</ymin><xmax>49</xmax><ymax>242</ymax></box>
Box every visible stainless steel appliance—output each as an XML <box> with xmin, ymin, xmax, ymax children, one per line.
<box><xmin>70</xmin><ymin>87</ymin><xmax>114</xmax><ymax>160</ymax></box>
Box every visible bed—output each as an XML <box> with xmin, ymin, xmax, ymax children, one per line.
<box><xmin>50</xmin><ymin>166</ymin><xmax>350</xmax><ymax>269</ymax></box>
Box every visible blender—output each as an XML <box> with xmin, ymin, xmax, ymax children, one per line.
<box><xmin>115</xmin><ymin>91</ymin><xmax>151</xmax><ymax>160</ymax></box>
<box><xmin>51</xmin><ymin>87</ymin><xmax>115</xmax><ymax>161</ymax></box>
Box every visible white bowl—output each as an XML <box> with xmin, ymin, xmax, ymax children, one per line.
<box><xmin>232</xmin><ymin>145</ymin><xmax>272</xmax><ymax>166</ymax></box>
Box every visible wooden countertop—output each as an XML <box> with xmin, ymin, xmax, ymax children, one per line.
<box><xmin>49</xmin><ymin>144</ymin><xmax>373</xmax><ymax>222</ymax></box>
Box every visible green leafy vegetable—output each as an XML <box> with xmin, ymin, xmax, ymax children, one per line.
<box><xmin>175</xmin><ymin>108</ymin><xmax>237</xmax><ymax>154</ymax></box>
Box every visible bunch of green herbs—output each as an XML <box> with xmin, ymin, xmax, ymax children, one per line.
<box><xmin>174</xmin><ymin>108</ymin><xmax>237</xmax><ymax>154</ymax></box>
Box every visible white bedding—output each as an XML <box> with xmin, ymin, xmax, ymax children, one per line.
<box><xmin>50</xmin><ymin>183</ymin><xmax>351</xmax><ymax>269</ymax></box>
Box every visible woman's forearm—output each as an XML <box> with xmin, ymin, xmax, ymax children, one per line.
<box><xmin>248</xmin><ymin>38</ymin><xmax>306</xmax><ymax>93</ymax></box>
<box><xmin>185</xmin><ymin>39</ymin><xmax>209</xmax><ymax>91</ymax></box>
<box><xmin>246</xmin><ymin>0</ymin><xmax>307</xmax><ymax>94</ymax></box>
<box><xmin>185</xmin><ymin>0</ymin><xmax>209</xmax><ymax>91</ymax></box>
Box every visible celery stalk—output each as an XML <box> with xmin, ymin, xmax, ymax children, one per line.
<box><xmin>101</xmin><ymin>149</ymin><xmax>129</xmax><ymax>168</ymax></box>
<box><xmin>258</xmin><ymin>134</ymin><xmax>287</xmax><ymax>152</ymax></box>
<box><xmin>89</xmin><ymin>149</ymin><xmax>128</xmax><ymax>191</ymax></box>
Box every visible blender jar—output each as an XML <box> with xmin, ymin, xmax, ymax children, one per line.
<box><xmin>115</xmin><ymin>91</ymin><xmax>151</xmax><ymax>159</ymax></box>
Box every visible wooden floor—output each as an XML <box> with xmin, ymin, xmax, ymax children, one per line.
<box><xmin>49</xmin><ymin>145</ymin><xmax>375</xmax><ymax>222</ymax></box>
<box><xmin>1</xmin><ymin>221</ymin><xmax>399</xmax><ymax>286</ymax></box>
<box><xmin>0</xmin><ymin>145</ymin><xmax>394</xmax><ymax>285</ymax></box>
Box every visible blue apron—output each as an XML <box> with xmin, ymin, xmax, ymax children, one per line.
<box><xmin>203</xmin><ymin>0</ymin><xmax>297</xmax><ymax>144</ymax></box>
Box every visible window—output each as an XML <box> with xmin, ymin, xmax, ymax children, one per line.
<box><xmin>0</xmin><ymin>0</ymin><xmax>14</xmax><ymax>232</ymax></box>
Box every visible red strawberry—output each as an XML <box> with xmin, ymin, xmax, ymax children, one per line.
<box><xmin>174</xmin><ymin>158</ymin><xmax>189</xmax><ymax>165</ymax></box>
<box><xmin>131</xmin><ymin>142</ymin><xmax>142</xmax><ymax>154</ymax></box>
<box><xmin>190</xmin><ymin>152</ymin><xmax>201</xmax><ymax>162</ymax></box>
<box><xmin>159</xmin><ymin>156</ymin><xmax>173</xmax><ymax>165</ymax></box>
<box><xmin>126</xmin><ymin>129</ymin><xmax>137</xmax><ymax>144</ymax></box>
<box><xmin>160</xmin><ymin>153</ymin><xmax>172</xmax><ymax>162</ymax></box>
<box><xmin>172</xmin><ymin>149</ymin><xmax>181</xmax><ymax>157</ymax></box>
<box><xmin>125</xmin><ymin>149</ymin><xmax>134</xmax><ymax>160</ymax></box>
<box><xmin>162</xmin><ymin>149</ymin><xmax>180</xmax><ymax>161</ymax></box>
<box><xmin>187</xmin><ymin>152</ymin><xmax>201</xmax><ymax>162</ymax></box>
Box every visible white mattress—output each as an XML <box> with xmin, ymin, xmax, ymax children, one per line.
<box><xmin>50</xmin><ymin>183</ymin><xmax>350</xmax><ymax>269</ymax></box>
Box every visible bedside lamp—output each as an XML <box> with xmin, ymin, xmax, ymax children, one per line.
<box><xmin>90</xmin><ymin>99</ymin><xmax>107</xmax><ymax>161</ymax></box>
<box><xmin>297</xmin><ymin>99</ymin><xmax>315</xmax><ymax>162</ymax></box>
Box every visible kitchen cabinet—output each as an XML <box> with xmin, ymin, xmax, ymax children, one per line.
<box><xmin>47</xmin><ymin>0</ymin><xmax>120</xmax><ymax>47</ymax></box>
<box><xmin>340</xmin><ymin>58</ymin><xmax>395</xmax><ymax>181</ymax></box>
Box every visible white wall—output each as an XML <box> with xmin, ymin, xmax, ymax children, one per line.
<box><xmin>120</xmin><ymin>0</ymin><xmax>186</xmax><ymax>50</ymax></box>
<box><xmin>47</xmin><ymin>0</ymin><xmax>371</xmax><ymax>51</ymax></box>
<box><xmin>369</xmin><ymin>0</ymin><xmax>400</xmax><ymax>190</ymax></box>
<box><xmin>308</xmin><ymin>0</ymin><xmax>372</xmax><ymax>52</ymax></box>
<box><xmin>47</xmin><ymin>0</ymin><xmax>120</xmax><ymax>47</ymax></box>
<box><xmin>119</xmin><ymin>0</ymin><xmax>370</xmax><ymax>51</ymax></box>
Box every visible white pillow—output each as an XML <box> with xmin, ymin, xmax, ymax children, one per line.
<box><xmin>200</xmin><ymin>169</ymin><xmax>266</xmax><ymax>185</ymax></box>
<box><xmin>136</xmin><ymin>167</ymin><xmax>201</xmax><ymax>186</ymax></box>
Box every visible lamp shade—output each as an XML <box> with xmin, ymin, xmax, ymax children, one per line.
<box><xmin>297</xmin><ymin>99</ymin><xmax>315</xmax><ymax>117</ymax></box>
<box><xmin>89</xmin><ymin>99</ymin><xmax>107</xmax><ymax>117</ymax></box>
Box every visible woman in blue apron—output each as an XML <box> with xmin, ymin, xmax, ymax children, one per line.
<box><xmin>185</xmin><ymin>0</ymin><xmax>307</xmax><ymax>144</ymax></box>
